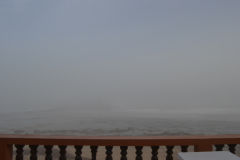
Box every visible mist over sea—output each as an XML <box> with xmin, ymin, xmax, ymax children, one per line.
<box><xmin>1</xmin><ymin>0</ymin><xmax>240</xmax><ymax>140</ymax></box>
<box><xmin>1</xmin><ymin>107</ymin><xmax>240</xmax><ymax>136</ymax></box>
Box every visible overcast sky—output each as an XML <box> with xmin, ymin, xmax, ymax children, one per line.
<box><xmin>0</xmin><ymin>0</ymin><xmax>240</xmax><ymax>115</ymax></box>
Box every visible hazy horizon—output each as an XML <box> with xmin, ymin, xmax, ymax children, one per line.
<box><xmin>1</xmin><ymin>0</ymin><xmax>240</xmax><ymax>121</ymax></box>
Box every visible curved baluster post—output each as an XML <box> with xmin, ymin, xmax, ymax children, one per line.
<box><xmin>75</xmin><ymin>145</ymin><xmax>83</xmax><ymax>160</ymax></box>
<box><xmin>90</xmin><ymin>146</ymin><xmax>98</xmax><ymax>160</ymax></box>
<box><xmin>29</xmin><ymin>145</ymin><xmax>38</xmax><ymax>160</ymax></box>
<box><xmin>15</xmin><ymin>144</ymin><xmax>24</xmax><ymax>160</ymax></box>
<box><xmin>120</xmin><ymin>146</ymin><xmax>128</xmax><ymax>160</ymax></box>
<box><xmin>228</xmin><ymin>144</ymin><xmax>237</xmax><ymax>154</ymax></box>
<box><xmin>105</xmin><ymin>146</ymin><xmax>113</xmax><ymax>160</ymax></box>
<box><xmin>166</xmin><ymin>146</ymin><xmax>174</xmax><ymax>160</ymax></box>
<box><xmin>215</xmin><ymin>144</ymin><xmax>224</xmax><ymax>151</ymax></box>
<box><xmin>151</xmin><ymin>146</ymin><xmax>159</xmax><ymax>160</ymax></box>
<box><xmin>181</xmin><ymin>145</ymin><xmax>188</xmax><ymax>152</ymax></box>
<box><xmin>44</xmin><ymin>145</ymin><xmax>53</xmax><ymax>160</ymax></box>
<box><xmin>135</xmin><ymin>146</ymin><xmax>143</xmax><ymax>160</ymax></box>
<box><xmin>59</xmin><ymin>145</ymin><xmax>67</xmax><ymax>160</ymax></box>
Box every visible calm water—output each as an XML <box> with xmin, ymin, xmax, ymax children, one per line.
<box><xmin>1</xmin><ymin>108</ymin><xmax>240</xmax><ymax>136</ymax></box>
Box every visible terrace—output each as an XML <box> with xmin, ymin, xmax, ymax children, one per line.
<box><xmin>0</xmin><ymin>134</ymin><xmax>240</xmax><ymax>160</ymax></box>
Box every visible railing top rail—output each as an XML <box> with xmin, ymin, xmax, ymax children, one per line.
<box><xmin>0</xmin><ymin>134</ymin><xmax>240</xmax><ymax>146</ymax></box>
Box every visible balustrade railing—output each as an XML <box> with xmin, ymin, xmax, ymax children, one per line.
<box><xmin>0</xmin><ymin>134</ymin><xmax>240</xmax><ymax>160</ymax></box>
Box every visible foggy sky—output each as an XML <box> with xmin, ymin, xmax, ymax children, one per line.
<box><xmin>1</xmin><ymin>0</ymin><xmax>240</xmax><ymax>115</ymax></box>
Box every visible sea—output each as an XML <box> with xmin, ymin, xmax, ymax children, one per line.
<box><xmin>0</xmin><ymin>107</ymin><xmax>240</xmax><ymax>136</ymax></box>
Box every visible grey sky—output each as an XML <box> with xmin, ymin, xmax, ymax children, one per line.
<box><xmin>0</xmin><ymin>0</ymin><xmax>240</xmax><ymax>115</ymax></box>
